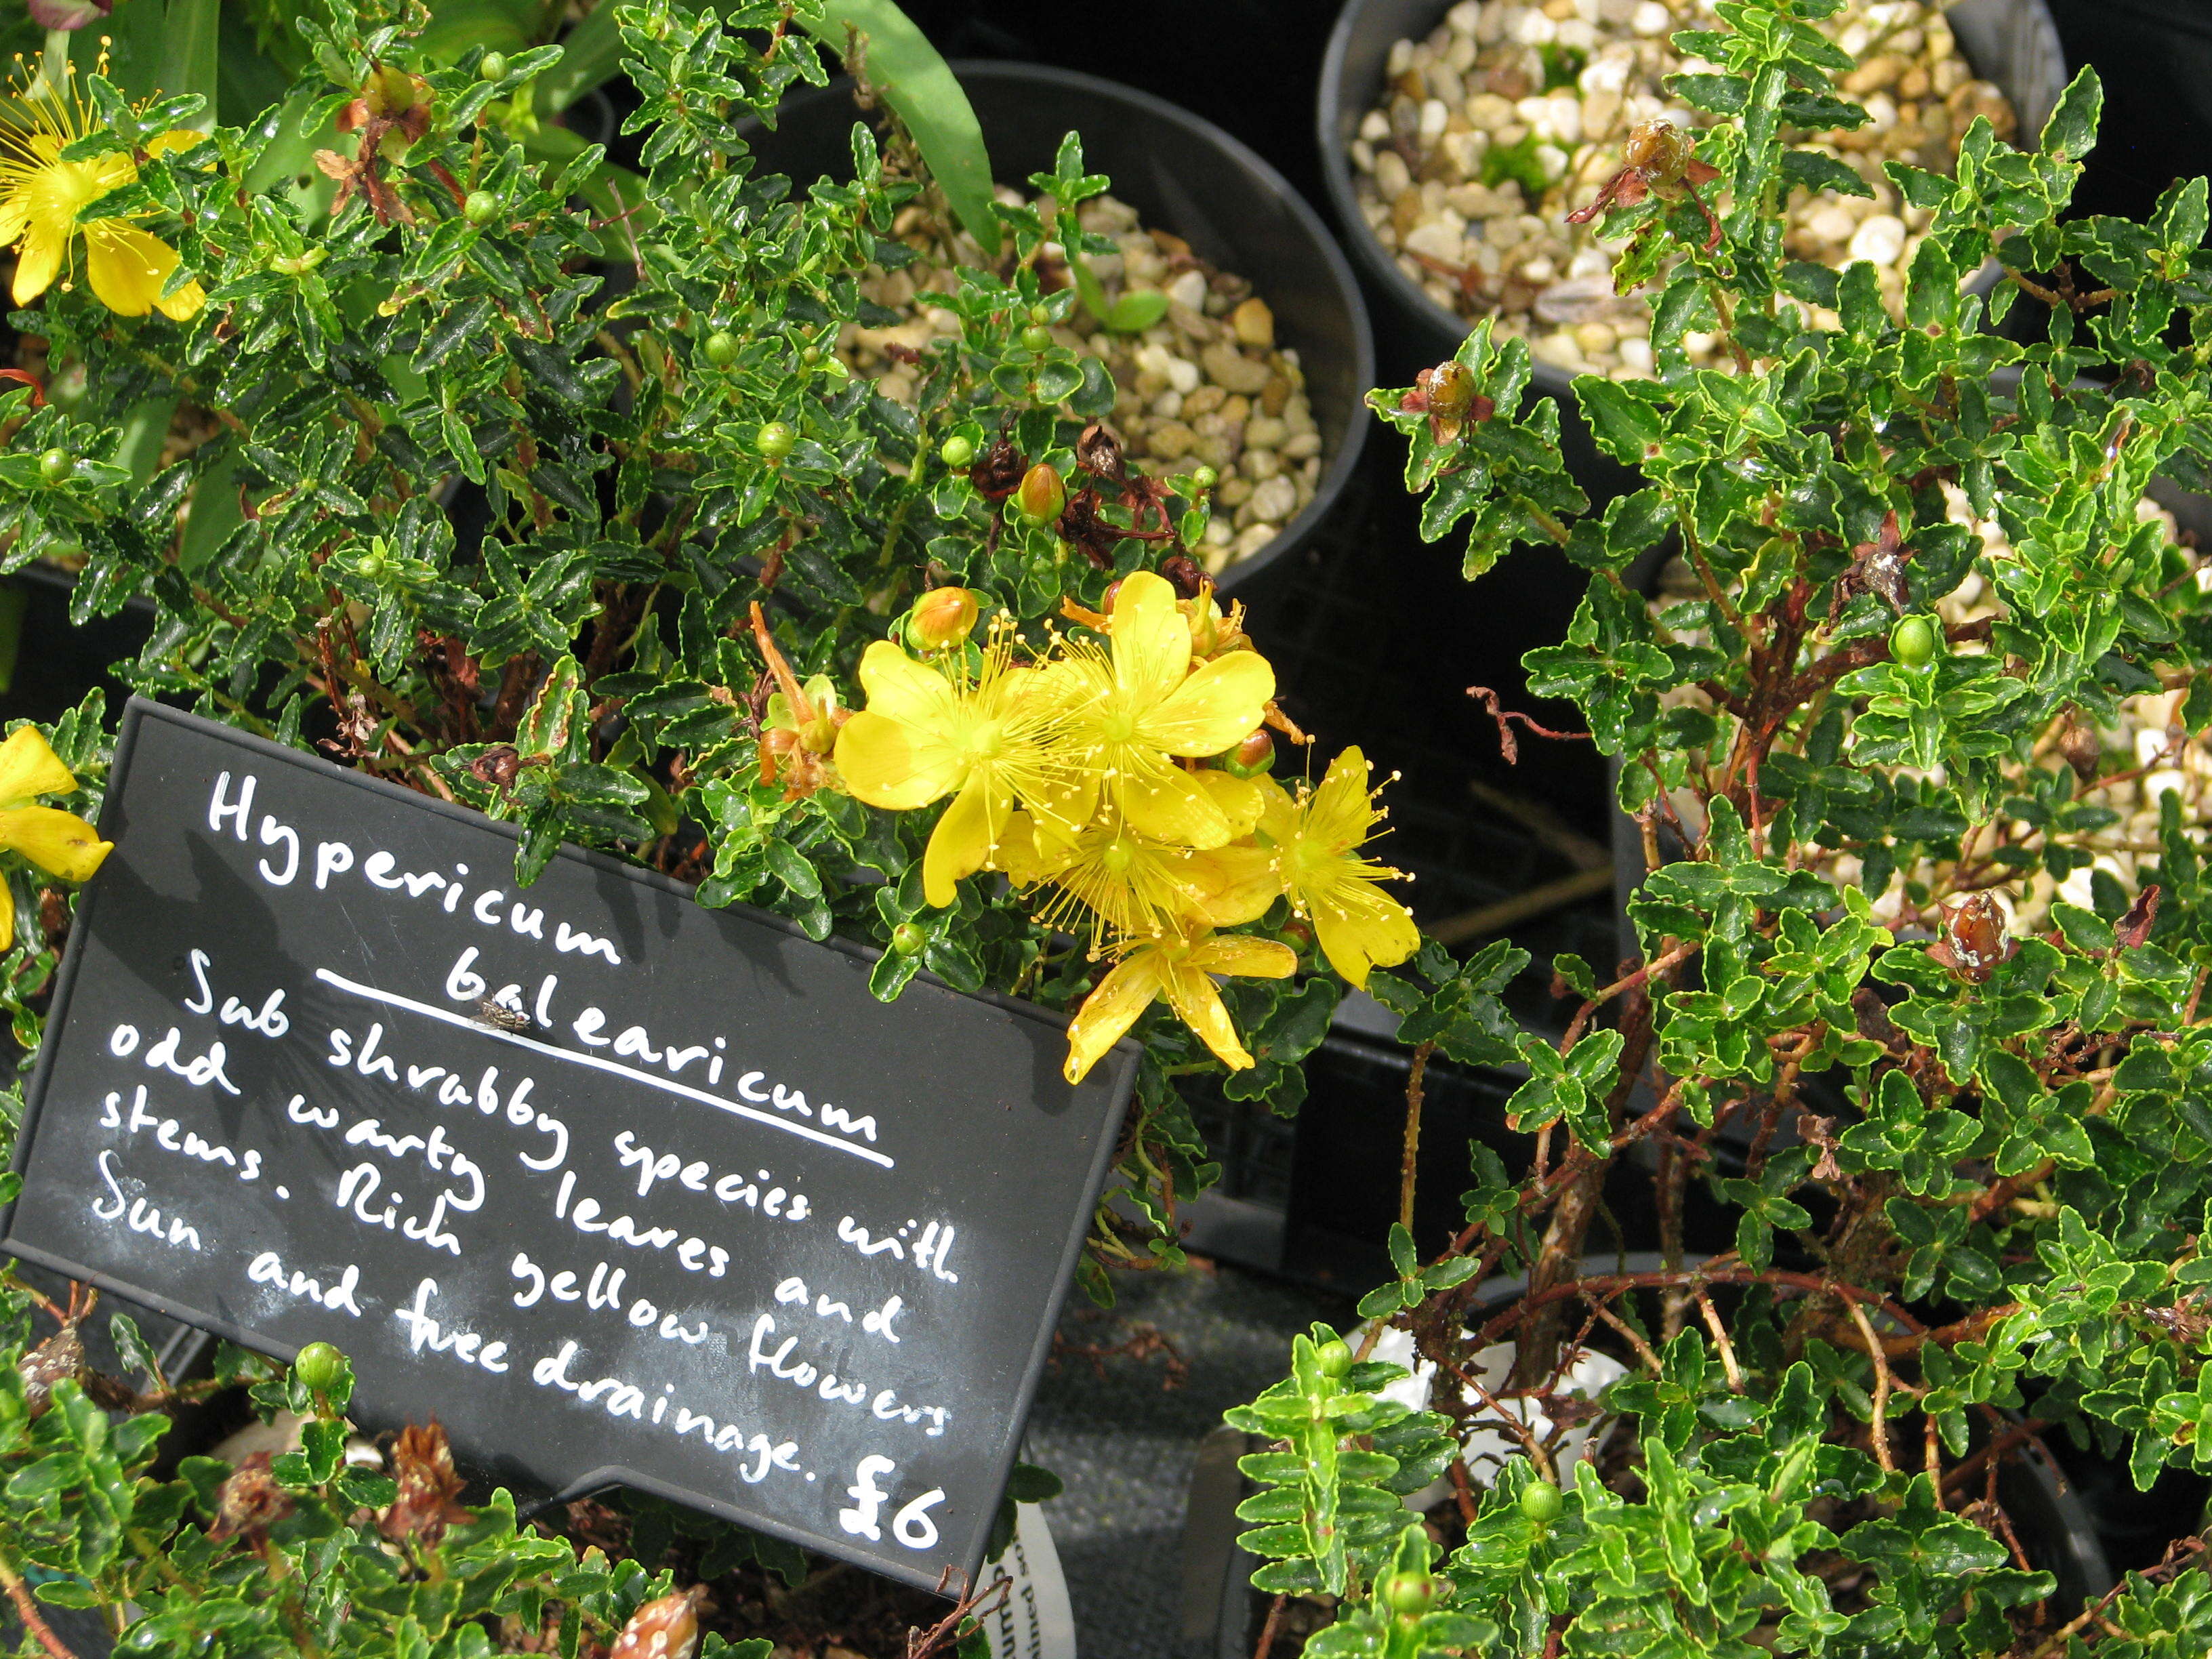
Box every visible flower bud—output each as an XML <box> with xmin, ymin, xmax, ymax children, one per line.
<box><xmin>1518</xmin><ymin>1478</ymin><xmax>1563</xmax><ymax>1525</ymax></box>
<box><xmin>891</xmin><ymin>922</ymin><xmax>926</xmax><ymax>956</ymax></box>
<box><xmin>38</xmin><ymin>448</ymin><xmax>70</xmax><ymax>484</ymax></box>
<box><xmin>1020</xmin><ymin>324</ymin><xmax>1053</xmax><ymax>353</ymax></box>
<box><xmin>1315</xmin><ymin>1338</ymin><xmax>1353</xmax><ymax>1377</ymax></box>
<box><xmin>609</xmin><ymin>1586</ymin><xmax>708</xmax><ymax>1659</ymax></box>
<box><xmin>1218</xmin><ymin>729</ymin><xmax>1275</xmax><ymax>778</ymax></box>
<box><xmin>293</xmin><ymin>1340</ymin><xmax>347</xmax><ymax>1395</ymax></box>
<box><xmin>1889</xmin><ymin>612</ymin><xmax>1937</xmax><ymax>670</ymax></box>
<box><xmin>703</xmin><ymin>331</ymin><xmax>738</xmax><ymax>367</ymax></box>
<box><xmin>756</xmin><ymin>422</ymin><xmax>795</xmax><ymax>460</ymax></box>
<box><xmin>1016</xmin><ymin>462</ymin><xmax>1066</xmax><ymax>525</ymax></box>
<box><xmin>1382</xmin><ymin>1572</ymin><xmax>1435</xmax><ymax>1616</ymax></box>
<box><xmin>1190</xmin><ymin>464</ymin><xmax>1218</xmax><ymax>492</ymax></box>
<box><xmin>939</xmin><ymin>433</ymin><xmax>976</xmax><ymax>468</ymax></box>
<box><xmin>477</xmin><ymin>50</ymin><xmax>509</xmax><ymax>81</ymax></box>
<box><xmin>369</xmin><ymin>64</ymin><xmax>424</xmax><ymax>119</ymax></box>
<box><xmin>463</xmin><ymin>190</ymin><xmax>498</xmax><ymax>226</ymax></box>
<box><xmin>907</xmin><ymin>587</ymin><xmax>980</xmax><ymax>651</ymax></box>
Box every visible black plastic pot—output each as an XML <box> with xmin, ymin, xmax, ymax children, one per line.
<box><xmin>742</xmin><ymin>62</ymin><xmax>1374</xmax><ymax>599</ymax></box>
<box><xmin>1317</xmin><ymin>0</ymin><xmax>2068</xmax><ymax>457</ymax></box>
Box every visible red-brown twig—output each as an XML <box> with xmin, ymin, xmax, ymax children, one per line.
<box><xmin>1467</xmin><ymin>686</ymin><xmax>1594</xmax><ymax>764</ymax></box>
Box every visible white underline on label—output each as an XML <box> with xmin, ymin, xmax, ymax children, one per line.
<box><xmin>313</xmin><ymin>967</ymin><xmax>895</xmax><ymax>1168</ymax></box>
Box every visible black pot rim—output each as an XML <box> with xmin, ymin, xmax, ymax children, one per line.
<box><xmin>1317</xmin><ymin>0</ymin><xmax>2064</xmax><ymax>394</ymax></box>
<box><xmin>766</xmin><ymin>60</ymin><xmax>1376</xmax><ymax>598</ymax></box>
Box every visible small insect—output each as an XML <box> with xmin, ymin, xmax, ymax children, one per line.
<box><xmin>472</xmin><ymin>997</ymin><xmax>533</xmax><ymax>1033</ymax></box>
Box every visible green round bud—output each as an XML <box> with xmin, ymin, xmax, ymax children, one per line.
<box><xmin>756</xmin><ymin>422</ymin><xmax>796</xmax><ymax>460</ymax></box>
<box><xmin>1190</xmin><ymin>464</ymin><xmax>1218</xmax><ymax>492</ymax></box>
<box><xmin>477</xmin><ymin>51</ymin><xmax>509</xmax><ymax>82</ymax></box>
<box><xmin>1028</xmin><ymin>302</ymin><xmax>1052</xmax><ymax>325</ymax></box>
<box><xmin>1890</xmin><ymin>612</ymin><xmax>1938</xmax><ymax>670</ymax></box>
<box><xmin>293</xmin><ymin>1340</ymin><xmax>346</xmax><ymax>1393</ymax></box>
<box><xmin>1518</xmin><ymin>1478</ymin><xmax>1563</xmax><ymax>1525</ymax></box>
<box><xmin>1020</xmin><ymin>324</ymin><xmax>1053</xmax><ymax>353</ymax></box>
<box><xmin>799</xmin><ymin>344</ymin><xmax>821</xmax><ymax>367</ymax></box>
<box><xmin>891</xmin><ymin>922</ymin><xmax>926</xmax><ymax>956</ymax></box>
<box><xmin>1382</xmin><ymin>1572</ymin><xmax>1435</xmax><ymax>1616</ymax></box>
<box><xmin>939</xmin><ymin>433</ymin><xmax>977</xmax><ymax>470</ymax></box>
<box><xmin>463</xmin><ymin>190</ymin><xmax>498</xmax><ymax>226</ymax></box>
<box><xmin>703</xmin><ymin>331</ymin><xmax>739</xmax><ymax>368</ymax></box>
<box><xmin>37</xmin><ymin>447</ymin><xmax>71</xmax><ymax>485</ymax></box>
<box><xmin>1315</xmin><ymin>1338</ymin><xmax>1353</xmax><ymax>1378</ymax></box>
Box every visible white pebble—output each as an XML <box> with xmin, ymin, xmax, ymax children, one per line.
<box><xmin>1167</xmin><ymin>270</ymin><xmax>1208</xmax><ymax>312</ymax></box>
<box><xmin>1510</xmin><ymin>9</ymin><xmax>1558</xmax><ymax>45</ymax></box>
<box><xmin>1421</xmin><ymin>98</ymin><xmax>1450</xmax><ymax>142</ymax></box>
<box><xmin>1847</xmin><ymin>213</ymin><xmax>1908</xmax><ymax>267</ymax></box>
<box><xmin>1165</xmin><ymin>354</ymin><xmax>1201</xmax><ymax>395</ymax></box>
<box><xmin>2142</xmin><ymin>770</ymin><xmax>2190</xmax><ymax>806</ymax></box>
<box><xmin>1404</xmin><ymin>220</ymin><xmax>1467</xmax><ymax>264</ymax></box>
<box><xmin>1359</xmin><ymin>110</ymin><xmax>1390</xmax><ymax>144</ymax></box>
<box><xmin>1548</xmin><ymin>94</ymin><xmax>1584</xmax><ymax>145</ymax></box>
<box><xmin>1374</xmin><ymin>149</ymin><xmax>1412</xmax><ymax>201</ymax></box>
<box><xmin>1630</xmin><ymin>1</ymin><xmax>1670</xmax><ymax>35</ymax></box>
<box><xmin>1248</xmin><ymin>475</ymin><xmax>1300</xmax><ymax>524</ymax></box>
<box><xmin>1580</xmin><ymin>54</ymin><xmax>1631</xmax><ymax>95</ymax></box>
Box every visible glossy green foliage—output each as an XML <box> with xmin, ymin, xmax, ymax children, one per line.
<box><xmin>1239</xmin><ymin>0</ymin><xmax>2212</xmax><ymax>1650</ymax></box>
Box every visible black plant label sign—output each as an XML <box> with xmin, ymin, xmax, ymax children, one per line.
<box><xmin>1</xmin><ymin>699</ymin><xmax>1134</xmax><ymax>1591</ymax></box>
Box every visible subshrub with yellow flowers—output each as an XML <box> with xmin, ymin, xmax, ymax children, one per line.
<box><xmin>830</xmin><ymin>571</ymin><xmax>1418</xmax><ymax>1084</ymax></box>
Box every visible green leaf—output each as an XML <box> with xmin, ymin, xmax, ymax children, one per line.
<box><xmin>795</xmin><ymin>3</ymin><xmax>1000</xmax><ymax>256</ymax></box>
<box><xmin>2041</xmin><ymin>66</ymin><xmax>2103</xmax><ymax>161</ymax></box>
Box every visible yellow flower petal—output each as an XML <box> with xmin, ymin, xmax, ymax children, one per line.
<box><xmin>922</xmin><ymin>771</ymin><xmax>1006</xmax><ymax>907</ymax></box>
<box><xmin>0</xmin><ymin>726</ymin><xmax>77</xmax><ymax>806</ymax></box>
<box><xmin>856</xmin><ymin>638</ymin><xmax>956</xmax><ymax>723</ymax></box>
<box><xmin>144</xmin><ymin>129</ymin><xmax>204</xmax><ymax>160</ymax></box>
<box><xmin>1180</xmin><ymin>842</ymin><xmax>1279</xmax><ymax>928</ymax></box>
<box><xmin>11</xmin><ymin>214</ymin><xmax>66</xmax><ymax>304</ymax></box>
<box><xmin>1107</xmin><ymin>571</ymin><xmax>1191</xmax><ymax>714</ymax></box>
<box><xmin>1159</xmin><ymin>955</ymin><xmax>1254</xmax><ymax>1070</ymax></box>
<box><xmin>1191</xmin><ymin>935</ymin><xmax>1299</xmax><ymax>979</ymax></box>
<box><xmin>835</xmin><ymin>708</ymin><xmax>963</xmax><ymax>810</ymax></box>
<box><xmin>1309</xmin><ymin>747</ymin><xmax>1378</xmax><ymax>850</ymax></box>
<box><xmin>0</xmin><ymin>805</ymin><xmax>111</xmax><ymax>881</ymax></box>
<box><xmin>1065</xmin><ymin>949</ymin><xmax>1166</xmax><ymax>1083</ymax></box>
<box><xmin>1195</xmin><ymin>769</ymin><xmax>1265</xmax><ymax>838</ymax></box>
<box><xmin>83</xmin><ymin>220</ymin><xmax>190</xmax><ymax>318</ymax></box>
<box><xmin>1139</xmin><ymin>650</ymin><xmax>1275</xmax><ymax>757</ymax></box>
<box><xmin>0</xmin><ymin>874</ymin><xmax>12</xmax><ymax>951</ymax></box>
<box><xmin>1311</xmin><ymin>887</ymin><xmax>1420</xmax><ymax>988</ymax></box>
<box><xmin>1118</xmin><ymin>754</ymin><xmax>1233</xmax><ymax>849</ymax></box>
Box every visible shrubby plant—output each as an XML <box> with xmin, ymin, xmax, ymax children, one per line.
<box><xmin>0</xmin><ymin>0</ymin><xmax>1410</xmax><ymax>1650</ymax></box>
<box><xmin>1224</xmin><ymin>2</ymin><xmax>2212</xmax><ymax>1655</ymax></box>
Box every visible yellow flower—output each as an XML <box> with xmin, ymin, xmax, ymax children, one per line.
<box><xmin>1064</xmin><ymin>929</ymin><xmax>1297</xmax><ymax>1082</ymax></box>
<box><xmin>0</xmin><ymin>73</ymin><xmax>205</xmax><ymax>319</ymax></box>
<box><xmin>834</xmin><ymin>631</ymin><xmax>1084</xmax><ymax>907</ymax></box>
<box><xmin>0</xmin><ymin>724</ymin><xmax>111</xmax><ymax>949</ymax></box>
<box><xmin>1012</xmin><ymin>798</ymin><xmax>1273</xmax><ymax>952</ymax></box>
<box><xmin>1042</xmin><ymin>571</ymin><xmax>1275</xmax><ymax>850</ymax></box>
<box><xmin>1258</xmin><ymin>747</ymin><xmax>1418</xmax><ymax>987</ymax></box>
